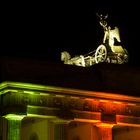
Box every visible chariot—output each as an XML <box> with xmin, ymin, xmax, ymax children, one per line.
<box><xmin>61</xmin><ymin>13</ymin><xmax>129</xmax><ymax>67</ymax></box>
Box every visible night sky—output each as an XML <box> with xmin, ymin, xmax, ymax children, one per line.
<box><xmin>2</xmin><ymin>2</ymin><xmax>140</xmax><ymax>66</ymax></box>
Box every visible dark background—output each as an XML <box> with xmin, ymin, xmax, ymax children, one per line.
<box><xmin>2</xmin><ymin>2</ymin><xmax>140</xmax><ymax>66</ymax></box>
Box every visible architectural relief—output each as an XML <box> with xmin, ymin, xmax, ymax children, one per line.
<box><xmin>0</xmin><ymin>82</ymin><xmax>140</xmax><ymax>140</ymax></box>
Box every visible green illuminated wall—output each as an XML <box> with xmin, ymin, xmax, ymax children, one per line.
<box><xmin>21</xmin><ymin>117</ymin><xmax>50</xmax><ymax>140</ymax></box>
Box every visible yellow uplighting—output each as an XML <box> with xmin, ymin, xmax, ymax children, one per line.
<box><xmin>74</xmin><ymin>118</ymin><xmax>101</xmax><ymax>123</ymax></box>
<box><xmin>96</xmin><ymin>123</ymin><xmax>115</xmax><ymax>127</ymax></box>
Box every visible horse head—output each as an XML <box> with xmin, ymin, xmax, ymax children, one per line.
<box><xmin>61</xmin><ymin>51</ymin><xmax>71</xmax><ymax>62</ymax></box>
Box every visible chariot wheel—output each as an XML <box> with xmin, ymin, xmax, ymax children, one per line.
<box><xmin>95</xmin><ymin>44</ymin><xmax>107</xmax><ymax>63</ymax></box>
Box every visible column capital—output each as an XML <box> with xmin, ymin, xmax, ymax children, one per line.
<box><xmin>4</xmin><ymin>114</ymin><xmax>25</xmax><ymax>120</ymax></box>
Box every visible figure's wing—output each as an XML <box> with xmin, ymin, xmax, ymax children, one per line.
<box><xmin>112</xmin><ymin>27</ymin><xmax>121</xmax><ymax>42</ymax></box>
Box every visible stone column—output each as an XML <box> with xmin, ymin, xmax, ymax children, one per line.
<box><xmin>54</xmin><ymin>123</ymin><xmax>66</xmax><ymax>140</ymax></box>
<box><xmin>4</xmin><ymin>114</ymin><xmax>25</xmax><ymax>140</ymax></box>
<box><xmin>97</xmin><ymin>124</ymin><xmax>113</xmax><ymax>140</ymax></box>
<box><xmin>0</xmin><ymin>117</ymin><xmax>7</xmax><ymax>140</ymax></box>
<box><xmin>51</xmin><ymin>119</ymin><xmax>70</xmax><ymax>140</ymax></box>
<box><xmin>0</xmin><ymin>117</ymin><xmax>2</xmax><ymax>140</ymax></box>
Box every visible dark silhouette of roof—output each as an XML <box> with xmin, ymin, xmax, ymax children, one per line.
<box><xmin>0</xmin><ymin>56</ymin><xmax>140</xmax><ymax>97</ymax></box>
